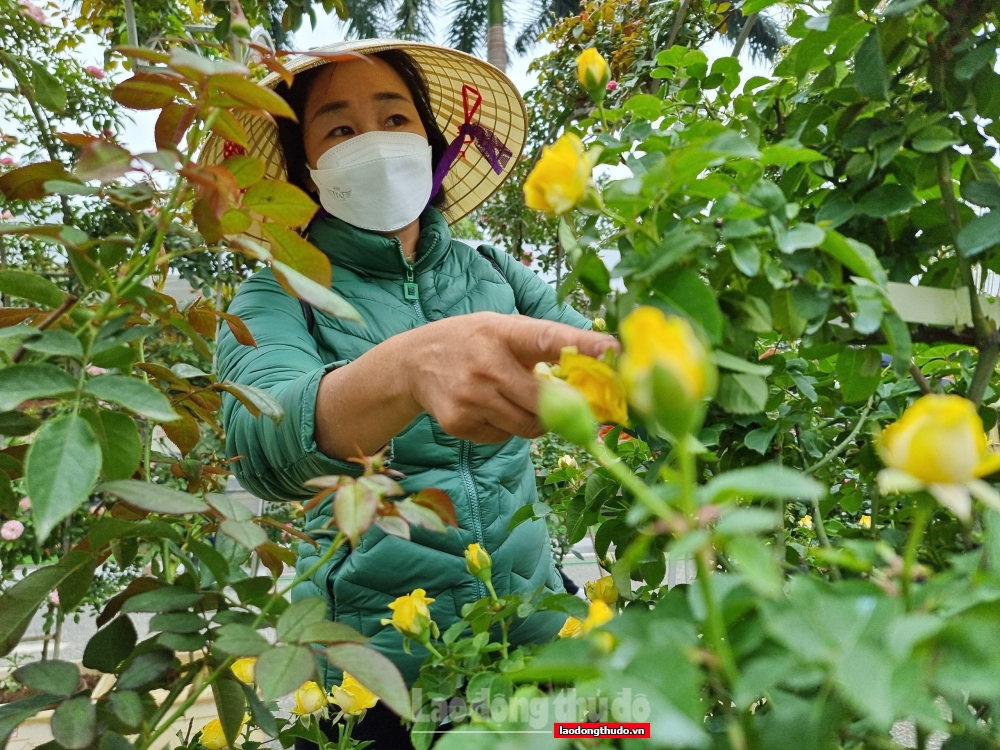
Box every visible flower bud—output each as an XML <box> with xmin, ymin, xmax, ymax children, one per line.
<box><xmin>199</xmin><ymin>719</ymin><xmax>228</xmax><ymax>750</ymax></box>
<box><xmin>380</xmin><ymin>588</ymin><xmax>436</xmax><ymax>642</ymax></box>
<box><xmin>291</xmin><ymin>681</ymin><xmax>328</xmax><ymax>716</ymax></box>
<box><xmin>576</xmin><ymin>48</ymin><xmax>611</xmax><ymax>103</ymax></box>
<box><xmin>558</xmin><ymin>616</ymin><xmax>583</xmax><ymax>638</ymax></box>
<box><xmin>584</xmin><ymin>575</ymin><xmax>618</xmax><ymax>605</ymax></box>
<box><xmin>523</xmin><ymin>133</ymin><xmax>595</xmax><ymax>216</ymax></box>
<box><xmin>538</xmin><ymin>377</ymin><xmax>596</xmax><ymax>446</ymax></box>
<box><xmin>557</xmin><ymin>454</ymin><xmax>578</xmax><ymax>471</ymax></box>
<box><xmin>592</xmin><ymin>317</ymin><xmax>607</xmax><ymax>332</ymax></box>
<box><xmin>464</xmin><ymin>542</ymin><xmax>493</xmax><ymax>584</ymax></box>
<box><xmin>329</xmin><ymin>672</ymin><xmax>378</xmax><ymax>716</ymax></box>
<box><xmin>230</xmin><ymin>657</ymin><xmax>256</xmax><ymax>685</ymax></box>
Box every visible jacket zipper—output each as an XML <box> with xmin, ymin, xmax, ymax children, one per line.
<box><xmin>460</xmin><ymin>440</ymin><xmax>488</xmax><ymax>599</ymax></box>
<box><xmin>395</xmin><ymin>238</ymin><xmax>488</xmax><ymax>598</ymax></box>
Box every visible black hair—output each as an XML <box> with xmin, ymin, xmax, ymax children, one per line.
<box><xmin>273</xmin><ymin>49</ymin><xmax>449</xmax><ymax>207</ymax></box>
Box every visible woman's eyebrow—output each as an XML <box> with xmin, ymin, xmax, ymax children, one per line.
<box><xmin>310</xmin><ymin>91</ymin><xmax>412</xmax><ymax>122</ymax></box>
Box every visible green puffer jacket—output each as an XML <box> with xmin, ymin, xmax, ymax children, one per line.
<box><xmin>216</xmin><ymin>206</ymin><xmax>590</xmax><ymax>688</ymax></box>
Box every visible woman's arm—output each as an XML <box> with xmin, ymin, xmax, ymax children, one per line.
<box><xmin>314</xmin><ymin>311</ymin><xmax>617</xmax><ymax>458</ymax></box>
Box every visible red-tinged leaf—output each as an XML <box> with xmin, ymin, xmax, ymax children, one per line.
<box><xmin>209</xmin><ymin>74</ymin><xmax>296</xmax><ymax>120</ymax></box>
<box><xmin>161</xmin><ymin>409</ymin><xmax>200</xmax><ymax>457</ymax></box>
<box><xmin>56</xmin><ymin>132</ymin><xmax>100</xmax><ymax>148</ymax></box>
<box><xmin>193</xmin><ymin>197</ymin><xmax>223</xmax><ymax>243</ymax></box>
<box><xmin>0</xmin><ymin>307</ymin><xmax>41</xmax><ymax>326</ymax></box>
<box><xmin>362</xmin><ymin>474</ymin><xmax>405</xmax><ymax>497</ymax></box>
<box><xmin>76</xmin><ymin>141</ymin><xmax>132</xmax><ymax>183</ymax></box>
<box><xmin>216</xmin><ymin>311</ymin><xmax>257</xmax><ymax>347</ymax></box>
<box><xmin>187</xmin><ymin>304</ymin><xmax>217</xmax><ymax>338</ymax></box>
<box><xmin>221</xmin><ymin>155</ymin><xmax>266</xmax><ymax>189</ymax></box>
<box><xmin>112</xmin><ymin>75</ymin><xmax>186</xmax><ymax>110</ymax></box>
<box><xmin>229</xmin><ymin>236</ymin><xmax>273</xmax><ymax>262</ymax></box>
<box><xmin>410</xmin><ymin>488</ymin><xmax>458</xmax><ymax>528</ymax></box>
<box><xmin>375</xmin><ymin>515</ymin><xmax>410</xmax><ymax>539</ymax></box>
<box><xmin>394</xmin><ymin>498</ymin><xmax>448</xmax><ymax>534</ymax></box>
<box><xmin>261</xmin><ymin>225</ymin><xmax>330</xmax><ymax>287</ymax></box>
<box><xmin>209</xmin><ymin>109</ymin><xmax>249</xmax><ymax>148</ymax></box>
<box><xmin>180</xmin><ymin>164</ymin><xmax>240</xmax><ymax>219</ymax></box>
<box><xmin>243</xmin><ymin>180</ymin><xmax>318</xmax><ymax>228</ymax></box>
<box><xmin>168</xmin><ymin>48</ymin><xmax>249</xmax><ymax>81</ymax></box>
<box><xmin>334</xmin><ymin>481</ymin><xmax>378</xmax><ymax>546</ymax></box>
<box><xmin>136</xmin><ymin>363</ymin><xmax>182</xmax><ymax>385</ymax></box>
<box><xmin>257</xmin><ymin>541</ymin><xmax>295</xmax><ymax>579</ymax></box>
<box><xmin>259</xmin><ymin>52</ymin><xmax>294</xmax><ymax>86</ymax></box>
<box><xmin>155</xmin><ymin>104</ymin><xmax>195</xmax><ymax>149</ymax></box>
<box><xmin>217</xmin><ymin>382</ymin><xmax>284</xmax><ymax>424</ymax></box>
<box><xmin>271</xmin><ymin>261</ymin><xmax>361</xmax><ymax>322</ymax></box>
<box><xmin>112</xmin><ymin>46</ymin><xmax>171</xmax><ymax>65</ymax></box>
<box><xmin>96</xmin><ymin>577</ymin><xmax>164</xmax><ymax>627</ymax></box>
<box><xmin>220</xmin><ymin>209</ymin><xmax>252</xmax><ymax>235</ymax></box>
<box><xmin>0</xmin><ymin>161</ymin><xmax>73</xmax><ymax>200</ymax></box>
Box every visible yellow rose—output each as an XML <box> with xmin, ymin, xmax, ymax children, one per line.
<box><xmin>329</xmin><ymin>672</ymin><xmax>378</xmax><ymax>716</ymax></box>
<box><xmin>582</xmin><ymin>599</ymin><xmax>614</xmax><ymax>633</ymax></box>
<box><xmin>877</xmin><ymin>394</ymin><xmax>1000</xmax><ymax>520</ymax></box>
<box><xmin>592</xmin><ymin>317</ymin><xmax>607</xmax><ymax>332</ymax></box>
<box><xmin>523</xmin><ymin>133</ymin><xmax>594</xmax><ymax>216</ymax></box>
<box><xmin>559</xmin><ymin>347</ymin><xmax>629</xmax><ymax>425</ymax></box>
<box><xmin>798</xmin><ymin>515</ymin><xmax>813</xmax><ymax>530</ymax></box>
<box><xmin>380</xmin><ymin>588</ymin><xmax>435</xmax><ymax>639</ymax></box>
<box><xmin>199</xmin><ymin>718</ymin><xmax>228</xmax><ymax>750</ymax></box>
<box><xmin>230</xmin><ymin>657</ymin><xmax>256</xmax><ymax>685</ymax></box>
<box><xmin>558</xmin><ymin>616</ymin><xmax>583</xmax><ymax>638</ymax></box>
<box><xmin>584</xmin><ymin>575</ymin><xmax>619</xmax><ymax>605</ymax></box>
<box><xmin>464</xmin><ymin>543</ymin><xmax>492</xmax><ymax>582</ymax></box>
<box><xmin>618</xmin><ymin>306</ymin><xmax>716</xmax><ymax>436</ymax></box>
<box><xmin>290</xmin><ymin>681</ymin><xmax>328</xmax><ymax>716</ymax></box>
<box><xmin>859</xmin><ymin>515</ymin><xmax>872</xmax><ymax>529</ymax></box>
<box><xmin>576</xmin><ymin>48</ymin><xmax>611</xmax><ymax>99</ymax></box>
<box><xmin>557</xmin><ymin>454</ymin><xmax>578</xmax><ymax>470</ymax></box>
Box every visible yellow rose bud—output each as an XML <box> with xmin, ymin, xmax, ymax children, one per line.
<box><xmin>576</xmin><ymin>47</ymin><xmax>611</xmax><ymax>101</ymax></box>
<box><xmin>329</xmin><ymin>672</ymin><xmax>378</xmax><ymax>716</ymax></box>
<box><xmin>199</xmin><ymin>718</ymin><xmax>229</xmax><ymax>750</ymax></box>
<box><xmin>859</xmin><ymin>515</ymin><xmax>872</xmax><ymax>529</ymax></box>
<box><xmin>290</xmin><ymin>681</ymin><xmax>328</xmax><ymax>716</ymax></box>
<box><xmin>879</xmin><ymin>394</ymin><xmax>1000</xmax><ymax>485</ymax></box>
<box><xmin>380</xmin><ymin>588</ymin><xmax>436</xmax><ymax>639</ymax></box>
<box><xmin>582</xmin><ymin>599</ymin><xmax>614</xmax><ymax>633</ymax></box>
<box><xmin>618</xmin><ymin>306</ymin><xmax>716</xmax><ymax>436</ymax></box>
<box><xmin>798</xmin><ymin>515</ymin><xmax>813</xmax><ymax>530</ymax></box>
<box><xmin>559</xmin><ymin>347</ymin><xmax>629</xmax><ymax>426</ymax></box>
<box><xmin>464</xmin><ymin>542</ymin><xmax>493</xmax><ymax>583</ymax></box>
<box><xmin>523</xmin><ymin>133</ymin><xmax>594</xmax><ymax>216</ymax></box>
<box><xmin>558</xmin><ymin>616</ymin><xmax>583</xmax><ymax>638</ymax></box>
<box><xmin>538</xmin><ymin>376</ymin><xmax>597</xmax><ymax>446</ymax></box>
<box><xmin>592</xmin><ymin>317</ymin><xmax>607</xmax><ymax>332</ymax></box>
<box><xmin>584</xmin><ymin>575</ymin><xmax>618</xmax><ymax>605</ymax></box>
<box><xmin>557</xmin><ymin>454</ymin><xmax>578</xmax><ymax>470</ymax></box>
<box><xmin>230</xmin><ymin>657</ymin><xmax>256</xmax><ymax>685</ymax></box>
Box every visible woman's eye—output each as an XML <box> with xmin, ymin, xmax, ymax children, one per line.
<box><xmin>329</xmin><ymin>126</ymin><xmax>353</xmax><ymax>138</ymax></box>
<box><xmin>387</xmin><ymin>114</ymin><xmax>407</xmax><ymax>127</ymax></box>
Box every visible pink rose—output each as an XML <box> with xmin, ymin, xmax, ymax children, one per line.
<box><xmin>606</xmin><ymin>80</ymin><xmax>618</xmax><ymax>92</ymax></box>
<box><xmin>18</xmin><ymin>497</ymin><xmax>30</xmax><ymax>510</ymax></box>
<box><xmin>1</xmin><ymin>520</ymin><xmax>24</xmax><ymax>541</ymax></box>
<box><xmin>17</xmin><ymin>0</ymin><xmax>47</xmax><ymax>24</ymax></box>
<box><xmin>49</xmin><ymin>589</ymin><xmax>60</xmax><ymax>605</ymax></box>
<box><xmin>85</xmin><ymin>65</ymin><xmax>106</xmax><ymax>80</ymax></box>
<box><xmin>1</xmin><ymin>210</ymin><xmax>13</xmax><ymax>220</ymax></box>
<box><xmin>0</xmin><ymin>157</ymin><xmax>15</xmax><ymax>167</ymax></box>
<box><xmin>86</xmin><ymin>365</ymin><xmax>107</xmax><ymax>376</ymax></box>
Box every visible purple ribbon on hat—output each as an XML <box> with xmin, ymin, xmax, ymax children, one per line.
<box><xmin>431</xmin><ymin>84</ymin><xmax>513</xmax><ymax>199</ymax></box>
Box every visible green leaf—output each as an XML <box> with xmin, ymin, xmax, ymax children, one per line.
<box><xmin>23</xmin><ymin>329</ymin><xmax>83</xmax><ymax>358</ymax></box>
<box><xmin>213</xmin><ymin>623</ymin><xmax>272</xmax><ymax>657</ymax></box>
<box><xmin>820</xmin><ymin>231</ymin><xmax>888</xmax><ymax>285</ymax></box>
<box><xmin>760</xmin><ymin>145</ymin><xmax>827</xmax><ymax>167</ymax></box>
<box><xmin>880</xmin><ymin>312</ymin><xmax>912</xmax><ymax>377</ymax></box>
<box><xmin>217</xmin><ymin>382</ymin><xmax>285</xmax><ymax>425</ymax></box>
<box><xmin>85</xmin><ymin>376</ymin><xmax>179</xmax><ymax>422</ymax></box>
<box><xmin>836</xmin><ymin>347</ymin><xmax>882</xmax><ymax>403</ymax></box>
<box><xmin>276</xmin><ymin>597</ymin><xmax>328</xmax><ymax>643</ymax></box>
<box><xmin>0</xmin><ymin>363</ymin><xmax>77</xmax><ymax>412</ymax></box>
<box><xmin>210</xmin><ymin>75</ymin><xmax>297</xmax><ymax>120</ymax></box>
<box><xmin>857</xmin><ymin>184</ymin><xmax>918</xmax><ymax>218</ymax></box>
<box><xmin>727</xmin><ymin>536</ymin><xmax>783</xmax><ymax>598</ymax></box>
<box><xmin>271</xmin><ymin>261</ymin><xmax>361</xmax><ymax>322</ymax></box>
<box><xmin>333</xmin><ymin>482</ymin><xmax>378</xmax><ymax>546</ymax></box>
<box><xmin>115</xmin><ymin>648</ymin><xmax>175</xmax><ymax>690</ymax></box>
<box><xmin>0</xmin><ymin>551</ymin><xmax>94</xmax><ymax>657</ymax></box>
<box><xmin>243</xmin><ymin>180</ymin><xmax>318</xmax><ymax>228</ymax></box>
<box><xmin>242</xmin><ymin>682</ymin><xmax>278</xmax><ymax>737</ymax></box>
<box><xmin>13</xmin><ymin>660</ymin><xmax>79</xmax><ymax>696</ymax></box>
<box><xmin>712</xmin><ymin>351</ymin><xmax>773</xmax><ymax>376</ymax></box>
<box><xmin>30</xmin><ymin>62</ymin><xmax>67</xmax><ymax>113</ymax></box>
<box><xmin>742</xmin><ymin>0</ymin><xmax>781</xmax><ymax>12</ymax></box>
<box><xmin>651</xmin><ymin>269</ymin><xmax>723</xmax><ymax>345</ymax></box>
<box><xmin>99</xmin><ymin>479</ymin><xmax>210</xmax><ymax>515</ymax></box>
<box><xmin>880</xmin><ymin>0</ymin><xmax>926</xmax><ymax>16</ymax></box>
<box><xmin>854</xmin><ymin>27</ymin><xmax>889</xmax><ymax>101</ymax></box>
<box><xmin>206</xmin><ymin>492</ymin><xmax>254</xmax><ymax>521</ymax></box>
<box><xmin>776</xmin><ymin>223</ymin><xmax>826</xmax><ymax>253</ymax></box>
<box><xmin>212</xmin><ymin>677</ymin><xmax>247</xmax><ymax>749</ymax></box>
<box><xmin>149</xmin><ymin>612</ymin><xmax>208</xmax><ymax>633</ymax></box>
<box><xmin>0</xmin><ymin>410</ymin><xmax>41</xmax><ymax>437</ymax></box>
<box><xmin>221</xmin><ymin>155</ymin><xmax>265</xmax><ymax>189</ymax></box>
<box><xmin>83</xmin><ymin>616</ymin><xmax>137</xmax><ymax>673</ymax></box>
<box><xmin>25</xmin><ymin>414</ymin><xmax>102</xmax><ymax>542</ymax></box>
<box><xmin>0</xmin><ymin>694</ymin><xmax>62</xmax><ymax>746</ymax></box>
<box><xmin>0</xmin><ymin>269</ymin><xmax>66</xmax><ymax>308</ymax></box>
<box><xmin>957</xmin><ymin>211</ymin><xmax>1000</xmax><ymax>257</ymax></box>
<box><xmin>255</xmin><ymin>644</ymin><xmax>316</xmax><ymax>701</ymax></box>
<box><xmin>120</xmin><ymin>585</ymin><xmax>204</xmax><ymax>613</ymax></box>
<box><xmin>745</xmin><ymin>424</ymin><xmax>779</xmax><ymax>454</ymax></box>
<box><xmin>326</xmin><ymin>642</ymin><xmax>413</xmax><ymax>721</ymax></box>
<box><xmin>220</xmin><ymin>519</ymin><xmax>268</xmax><ymax>549</ymax></box>
<box><xmin>108</xmin><ymin>691</ymin><xmax>145</xmax><ymax>728</ymax></box>
<box><xmin>911</xmin><ymin>125</ymin><xmax>961</xmax><ymax>153</ymax></box>
<box><xmin>851</xmin><ymin>285</ymin><xmax>884</xmax><ymax>334</ymax></box>
<box><xmin>702</xmin><ymin>465</ymin><xmax>826</xmax><ymax>503</ymax></box>
<box><xmin>295</xmin><ymin>620</ymin><xmax>369</xmax><ymax>645</ymax></box>
<box><xmin>51</xmin><ymin>697</ymin><xmax>96</xmax><ymax>750</ymax></box>
<box><xmin>623</xmin><ymin>93</ymin><xmax>662</xmax><ymax>120</ymax></box>
<box><xmin>97</xmin><ymin>410</ymin><xmax>142</xmax><ymax>480</ymax></box>
<box><xmin>716</xmin><ymin>373</ymin><xmax>768</xmax><ymax>414</ymax></box>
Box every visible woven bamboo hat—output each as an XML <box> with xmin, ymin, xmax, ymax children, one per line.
<box><xmin>201</xmin><ymin>39</ymin><xmax>528</xmax><ymax>231</ymax></box>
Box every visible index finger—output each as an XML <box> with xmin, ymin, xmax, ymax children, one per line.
<box><xmin>500</xmin><ymin>317</ymin><xmax>619</xmax><ymax>367</ymax></box>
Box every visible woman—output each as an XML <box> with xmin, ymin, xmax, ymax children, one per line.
<box><xmin>212</xmin><ymin>40</ymin><xmax>616</xmax><ymax>747</ymax></box>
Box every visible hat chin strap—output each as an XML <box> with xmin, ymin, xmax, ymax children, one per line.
<box><xmin>431</xmin><ymin>84</ymin><xmax>512</xmax><ymax>199</ymax></box>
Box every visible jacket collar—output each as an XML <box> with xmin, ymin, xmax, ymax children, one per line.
<box><xmin>307</xmin><ymin>206</ymin><xmax>453</xmax><ymax>280</ymax></box>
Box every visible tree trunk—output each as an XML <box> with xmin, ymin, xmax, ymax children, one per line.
<box><xmin>486</xmin><ymin>0</ymin><xmax>507</xmax><ymax>70</ymax></box>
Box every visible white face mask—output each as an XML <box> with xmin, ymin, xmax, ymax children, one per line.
<box><xmin>308</xmin><ymin>131</ymin><xmax>433</xmax><ymax>233</ymax></box>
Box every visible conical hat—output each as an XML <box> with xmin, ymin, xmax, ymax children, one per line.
<box><xmin>200</xmin><ymin>39</ymin><xmax>528</xmax><ymax>235</ymax></box>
